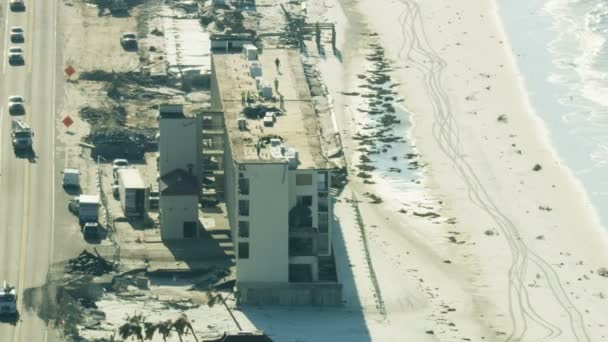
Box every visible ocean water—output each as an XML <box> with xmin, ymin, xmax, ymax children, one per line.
<box><xmin>499</xmin><ymin>0</ymin><xmax>608</xmax><ymax>229</ymax></box>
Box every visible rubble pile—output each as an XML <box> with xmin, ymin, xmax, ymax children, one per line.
<box><xmin>243</xmin><ymin>104</ymin><xmax>282</xmax><ymax>119</ymax></box>
<box><xmin>79</xmin><ymin>70</ymin><xmax>116</xmax><ymax>82</ymax></box>
<box><xmin>189</xmin><ymin>267</ymin><xmax>231</xmax><ymax>291</ymax></box>
<box><xmin>79</xmin><ymin>105</ymin><xmax>127</xmax><ymax>127</ymax></box>
<box><xmin>87</xmin><ymin>127</ymin><xmax>156</xmax><ymax>160</ymax></box>
<box><xmin>199</xmin><ymin>5</ymin><xmax>255</xmax><ymax>35</ymax></box>
<box><xmin>65</xmin><ymin>250</ymin><xmax>114</xmax><ymax>276</ymax></box>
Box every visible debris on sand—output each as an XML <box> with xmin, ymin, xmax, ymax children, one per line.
<box><xmin>86</xmin><ymin>126</ymin><xmax>158</xmax><ymax>160</ymax></box>
<box><xmin>79</xmin><ymin>105</ymin><xmax>127</xmax><ymax>127</ymax></box>
<box><xmin>598</xmin><ymin>267</ymin><xmax>608</xmax><ymax>278</ymax></box>
<box><xmin>65</xmin><ymin>250</ymin><xmax>114</xmax><ymax>276</ymax></box>
<box><xmin>413</xmin><ymin>211</ymin><xmax>440</xmax><ymax>219</ymax></box>
<box><xmin>364</xmin><ymin>192</ymin><xmax>383</xmax><ymax>204</ymax></box>
<box><xmin>532</xmin><ymin>164</ymin><xmax>542</xmax><ymax>171</ymax></box>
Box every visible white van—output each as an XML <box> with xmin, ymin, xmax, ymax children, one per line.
<box><xmin>62</xmin><ymin>168</ymin><xmax>80</xmax><ymax>188</ymax></box>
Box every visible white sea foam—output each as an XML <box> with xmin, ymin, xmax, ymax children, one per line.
<box><xmin>543</xmin><ymin>0</ymin><xmax>608</xmax><ymax>165</ymax></box>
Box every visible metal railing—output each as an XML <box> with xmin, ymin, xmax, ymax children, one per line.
<box><xmin>97</xmin><ymin>160</ymin><xmax>121</xmax><ymax>263</ymax></box>
<box><xmin>351</xmin><ymin>193</ymin><xmax>386</xmax><ymax>316</ymax></box>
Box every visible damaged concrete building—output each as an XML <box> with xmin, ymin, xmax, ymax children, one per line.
<box><xmin>211</xmin><ymin>48</ymin><xmax>341</xmax><ymax>306</ymax></box>
<box><xmin>158</xmin><ymin>104</ymin><xmax>203</xmax><ymax>239</ymax></box>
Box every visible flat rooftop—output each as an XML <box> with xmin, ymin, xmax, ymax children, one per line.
<box><xmin>212</xmin><ymin>49</ymin><xmax>329</xmax><ymax>169</ymax></box>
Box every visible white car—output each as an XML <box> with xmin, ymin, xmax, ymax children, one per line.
<box><xmin>10</xmin><ymin>27</ymin><xmax>24</xmax><ymax>43</ymax></box>
<box><xmin>112</xmin><ymin>159</ymin><xmax>129</xmax><ymax>173</ymax></box>
<box><xmin>8</xmin><ymin>96</ymin><xmax>25</xmax><ymax>115</ymax></box>
<box><xmin>8</xmin><ymin>47</ymin><xmax>24</xmax><ymax>65</ymax></box>
<box><xmin>9</xmin><ymin>0</ymin><xmax>25</xmax><ymax>11</ymax></box>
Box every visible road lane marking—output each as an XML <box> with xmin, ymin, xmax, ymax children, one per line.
<box><xmin>50</xmin><ymin>0</ymin><xmax>58</xmax><ymax>280</ymax></box>
<box><xmin>2</xmin><ymin>0</ymin><xmax>9</xmax><ymax>73</ymax></box>
<box><xmin>46</xmin><ymin>1</ymin><xmax>59</xmax><ymax>340</ymax></box>
<box><xmin>13</xmin><ymin>158</ymin><xmax>29</xmax><ymax>342</ymax></box>
<box><xmin>0</xmin><ymin>107</ymin><xmax>4</xmax><ymax>169</ymax></box>
<box><xmin>25</xmin><ymin>0</ymin><xmax>34</xmax><ymax>73</ymax></box>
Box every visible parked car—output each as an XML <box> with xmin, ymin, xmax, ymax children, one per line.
<box><xmin>112</xmin><ymin>159</ymin><xmax>129</xmax><ymax>173</ymax></box>
<box><xmin>8</xmin><ymin>47</ymin><xmax>24</xmax><ymax>65</ymax></box>
<box><xmin>9</xmin><ymin>0</ymin><xmax>25</xmax><ymax>11</ymax></box>
<box><xmin>149</xmin><ymin>190</ymin><xmax>159</xmax><ymax>209</ymax></box>
<box><xmin>8</xmin><ymin>96</ymin><xmax>25</xmax><ymax>115</ymax></box>
<box><xmin>120</xmin><ymin>32</ymin><xmax>137</xmax><ymax>50</ymax></box>
<box><xmin>62</xmin><ymin>168</ymin><xmax>80</xmax><ymax>188</ymax></box>
<box><xmin>82</xmin><ymin>222</ymin><xmax>99</xmax><ymax>240</ymax></box>
<box><xmin>10</xmin><ymin>27</ymin><xmax>24</xmax><ymax>43</ymax></box>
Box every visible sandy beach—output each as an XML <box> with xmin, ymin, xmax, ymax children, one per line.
<box><xmin>309</xmin><ymin>0</ymin><xmax>608</xmax><ymax>340</ymax></box>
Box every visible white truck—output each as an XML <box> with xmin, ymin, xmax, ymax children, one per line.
<box><xmin>117</xmin><ymin>168</ymin><xmax>148</xmax><ymax>218</ymax></box>
<box><xmin>78</xmin><ymin>195</ymin><xmax>100</xmax><ymax>226</ymax></box>
<box><xmin>0</xmin><ymin>281</ymin><xmax>17</xmax><ymax>316</ymax></box>
<box><xmin>62</xmin><ymin>168</ymin><xmax>80</xmax><ymax>188</ymax></box>
<box><xmin>11</xmin><ymin>119</ymin><xmax>33</xmax><ymax>152</ymax></box>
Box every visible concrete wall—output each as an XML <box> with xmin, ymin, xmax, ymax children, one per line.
<box><xmin>160</xmin><ymin>195</ymin><xmax>199</xmax><ymax>240</ymax></box>
<box><xmin>210</xmin><ymin>58</ymin><xmax>223</xmax><ymax>109</ymax></box>
<box><xmin>224</xmin><ymin>133</ymin><xmax>237</xmax><ymax>235</ymax></box>
<box><xmin>236</xmin><ymin>162</ymin><xmax>290</xmax><ymax>284</ymax></box>
<box><xmin>159</xmin><ymin>116</ymin><xmax>201</xmax><ymax>180</ymax></box>
<box><xmin>238</xmin><ymin>282</ymin><xmax>342</xmax><ymax>306</ymax></box>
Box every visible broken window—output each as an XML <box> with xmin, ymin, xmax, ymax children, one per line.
<box><xmin>295</xmin><ymin>173</ymin><xmax>313</xmax><ymax>186</ymax></box>
<box><xmin>317</xmin><ymin>171</ymin><xmax>328</xmax><ymax>191</ymax></box>
<box><xmin>183</xmin><ymin>221</ymin><xmax>197</xmax><ymax>239</ymax></box>
<box><xmin>289</xmin><ymin>264</ymin><xmax>313</xmax><ymax>283</ymax></box>
<box><xmin>318</xmin><ymin>192</ymin><xmax>329</xmax><ymax>213</ymax></box>
<box><xmin>289</xmin><ymin>237</ymin><xmax>314</xmax><ymax>256</ymax></box>
<box><xmin>238</xmin><ymin>221</ymin><xmax>249</xmax><ymax>238</ymax></box>
<box><xmin>238</xmin><ymin>200</ymin><xmax>249</xmax><ymax>216</ymax></box>
<box><xmin>238</xmin><ymin>176</ymin><xmax>250</xmax><ymax>195</ymax></box>
<box><xmin>289</xmin><ymin>196</ymin><xmax>313</xmax><ymax>227</ymax></box>
<box><xmin>238</xmin><ymin>242</ymin><xmax>250</xmax><ymax>259</ymax></box>
<box><xmin>318</xmin><ymin>213</ymin><xmax>329</xmax><ymax>233</ymax></box>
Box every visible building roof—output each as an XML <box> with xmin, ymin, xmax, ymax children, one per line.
<box><xmin>163</xmin><ymin>18</ymin><xmax>211</xmax><ymax>71</ymax></box>
<box><xmin>160</xmin><ymin>169</ymin><xmax>199</xmax><ymax>196</ymax></box>
<box><xmin>117</xmin><ymin>168</ymin><xmax>146</xmax><ymax>189</ymax></box>
<box><xmin>79</xmin><ymin>195</ymin><xmax>100</xmax><ymax>204</ymax></box>
<box><xmin>212</xmin><ymin>49</ymin><xmax>329</xmax><ymax>169</ymax></box>
<box><xmin>210</xmin><ymin>33</ymin><xmax>254</xmax><ymax>41</ymax></box>
<box><xmin>202</xmin><ymin>332</ymin><xmax>273</xmax><ymax>342</ymax></box>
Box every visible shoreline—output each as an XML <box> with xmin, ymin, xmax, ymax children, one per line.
<box><xmin>316</xmin><ymin>0</ymin><xmax>608</xmax><ymax>339</ymax></box>
<box><xmin>498</xmin><ymin>0</ymin><xmax>608</xmax><ymax>230</ymax></box>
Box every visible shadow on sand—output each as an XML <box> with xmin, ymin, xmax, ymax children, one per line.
<box><xmin>239</xmin><ymin>187</ymin><xmax>372</xmax><ymax>342</ymax></box>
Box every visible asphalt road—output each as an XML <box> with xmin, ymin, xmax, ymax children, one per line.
<box><xmin>0</xmin><ymin>0</ymin><xmax>61</xmax><ymax>340</ymax></box>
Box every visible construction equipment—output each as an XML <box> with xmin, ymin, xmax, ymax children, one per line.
<box><xmin>11</xmin><ymin>119</ymin><xmax>33</xmax><ymax>152</ymax></box>
<box><xmin>0</xmin><ymin>281</ymin><xmax>17</xmax><ymax>316</ymax></box>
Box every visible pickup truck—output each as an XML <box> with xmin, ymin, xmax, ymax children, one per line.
<box><xmin>11</xmin><ymin>120</ymin><xmax>33</xmax><ymax>152</ymax></box>
<box><xmin>0</xmin><ymin>282</ymin><xmax>17</xmax><ymax>316</ymax></box>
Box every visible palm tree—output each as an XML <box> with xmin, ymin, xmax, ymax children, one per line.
<box><xmin>174</xmin><ymin>314</ymin><xmax>199</xmax><ymax>342</ymax></box>
<box><xmin>118</xmin><ymin>313</ymin><xmax>144</xmax><ymax>342</ymax></box>
<box><xmin>144</xmin><ymin>322</ymin><xmax>157</xmax><ymax>341</ymax></box>
<box><xmin>171</xmin><ymin>316</ymin><xmax>186</xmax><ymax>342</ymax></box>
<box><xmin>157</xmin><ymin>320</ymin><xmax>173</xmax><ymax>342</ymax></box>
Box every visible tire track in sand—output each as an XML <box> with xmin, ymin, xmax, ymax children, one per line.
<box><xmin>392</xmin><ymin>1</ymin><xmax>588</xmax><ymax>341</ymax></box>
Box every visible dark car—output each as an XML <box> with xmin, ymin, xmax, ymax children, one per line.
<box><xmin>120</xmin><ymin>32</ymin><xmax>137</xmax><ymax>50</ymax></box>
<box><xmin>10</xmin><ymin>27</ymin><xmax>24</xmax><ymax>43</ymax></box>
<box><xmin>9</xmin><ymin>0</ymin><xmax>25</xmax><ymax>11</ymax></box>
<box><xmin>149</xmin><ymin>191</ymin><xmax>159</xmax><ymax>209</ymax></box>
